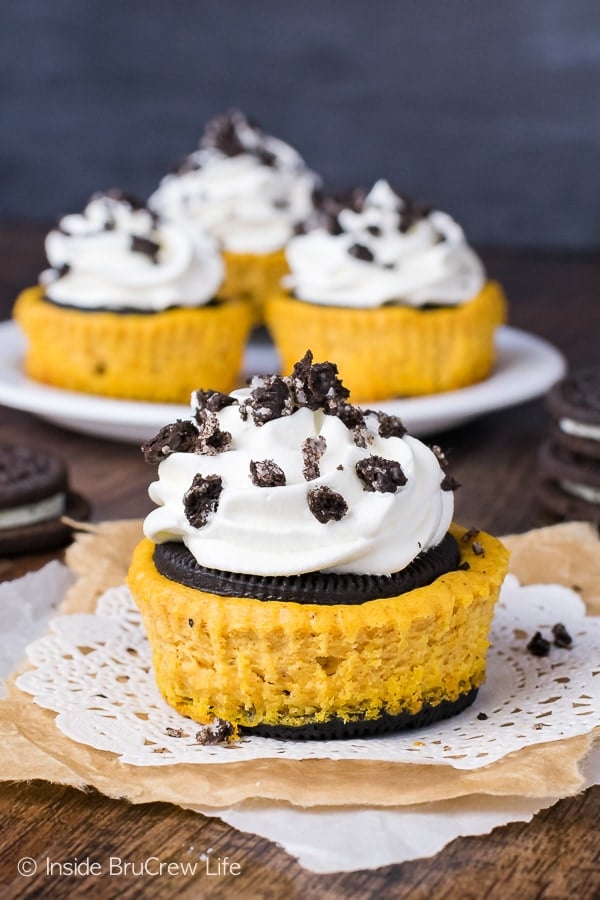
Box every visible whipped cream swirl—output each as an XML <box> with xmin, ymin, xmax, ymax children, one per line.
<box><xmin>285</xmin><ymin>180</ymin><xmax>485</xmax><ymax>308</ymax></box>
<box><xmin>149</xmin><ymin>111</ymin><xmax>319</xmax><ymax>255</ymax></box>
<box><xmin>143</xmin><ymin>353</ymin><xmax>455</xmax><ymax>576</ymax></box>
<box><xmin>41</xmin><ymin>191</ymin><xmax>224</xmax><ymax>311</ymax></box>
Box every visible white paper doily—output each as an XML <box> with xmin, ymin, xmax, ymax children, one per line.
<box><xmin>16</xmin><ymin>574</ymin><xmax>600</xmax><ymax>770</ymax></box>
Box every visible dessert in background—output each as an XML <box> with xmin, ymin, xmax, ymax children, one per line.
<box><xmin>265</xmin><ymin>180</ymin><xmax>506</xmax><ymax>401</ymax></box>
<box><xmin>14</xmin><ymin>191</ymin><xmax>252</xmax><ymax>402</ymax></box>
<box><xmin>538</xmin><ymin>367</ymin><xmax>600</xmax><ymax>524</ymax></box>
<box><xmin>150</xmin><ymin>110</ymin><xmax>320</xmax><ymax>316</ymax></box>
<box><xmin>0</xmin><ymin>443</ymin><xmax>89</xmax><ymax>556</ymax></box>
<box><xmin>128</xmin><ymin>351</ymin><xmax>509</xmax><ymax>739</ymax></box>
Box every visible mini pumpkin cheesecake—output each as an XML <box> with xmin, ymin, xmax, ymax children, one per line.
<box><xmin>149</xmin><ymin>110</ymin><xmax>320</xmax><ymax>319</ymax></box>
<box><xmin>14</xmin><ymin>191</ymin><xmax>252</xmax><ymax>401</ymax></box>
<box><xmin>265</xmin><ymin>181</ymin><xmax>506</xmax><ymax>401</ymax></box>
<box><xmin>128</xmin><ymin>352</ymin><xmax>509</xmax><ymax>739</ymax></box>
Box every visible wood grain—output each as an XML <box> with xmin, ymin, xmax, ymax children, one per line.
<box><xmin>0</xmin><ymin>229</ymin><xmax>599</xmax><ymax>897</ymax></box>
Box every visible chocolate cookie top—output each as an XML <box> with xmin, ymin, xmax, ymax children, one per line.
<box><xmin>0</xmin><ymin>444</ymin><xmax>68</xmax><ymax>510</ymax></box>
<box><xmin>547</xmin><ymin>367</ymin><xmax>600</xmax><ymax>426</ymax></box>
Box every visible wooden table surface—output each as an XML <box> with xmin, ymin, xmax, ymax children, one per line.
<box><xmin>0</xmin><ymin>226</ymin><xmax>598</xmax><ymax>899</ymax></box>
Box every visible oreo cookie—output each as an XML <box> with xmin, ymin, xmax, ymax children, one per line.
<box><xmin>242</xmin><ymin>688</ymin><xmax>478</xmax><ymax>740</ymax></box>
<box><xmin>0</xmin><ymin>444</ymin><xmax>90</xmax><ymax>556</ymax></box>
<box><xmin>153</xmin><ymin>531</ymin><xmax>460</xmax><ymax>605</ymax></box>
<box><xmin>537</xmin><ymin>367</ymin><xmax>600</xmax><ymax>523</ymax></box>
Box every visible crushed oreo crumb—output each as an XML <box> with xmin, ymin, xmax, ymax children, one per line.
<box><xmin>194</xmin><ymin>389</ymin><xmax>237</xmax><ymax>413</ymax></box>
<box><xmin>194</xmin><ymin>409</ymin><xmax>232</xmax><ymax>455</ymax></box>
<box><xmin>290</xmin><ymin>350</ymin><xmax>349</xmax><ymax>410</ymax></box>
<box><xmin>183</xmin><ymin>474</ymin><xmax>223</xmax><ymax>528</ymax></box>
<box><xmin>441</xmin><ymin>474</ymin><xmax>461</xmax><ymax>492</ymax></box>
<box><xmin>166</xmin><ymin>727</ymin><xmax>184</xmax><ymax>738</ymax></box>
<box><xmin>552</xmin><ymin>623</ymin><xmax>573</xmax><ymax>649</ymax></box>
<box><xmin>527</xmin><ymin>631</ymin><xmax>551</xmax><ymax>657</ymax></box>
<box><xmin>376</xmin><ymin>413</ymin><xmax>407</xmax><ymax>439</ymax></box>
<box><xmin>302</xmin><ymin>436</ymin><xmax>327</xmax><ymax>481</ymax></box>
<box><xmin>366</xmin><ymin>224</ymin><xmax>381</xmax><ymax>236</ymax></box>
<box><xmin>336</xmin><ymin>464</ymin><xmax>344</xmax><ymax>471</ymax></box>
<box><xmin>476</xmin><ymin>712</ymin><xmax>488</xmax><ymax>721</ymax></box>
<box><xmin>130</xmin><ymin>235</ymin><xmax>160</xmax><ymax>263</ymax></box>
<box><xmin>461</xmin><ymin>527</ymin><xmax>480</xmax><ymax>543</ymax></box>
<box><xmin>457</xmin><ymin>561</ymin><xmax>471</xmax><ymax>571</ymax></box>
<box><xmin>431</xmin><ymin>445</ymin><xmax>449</xmax><ymax>469</ymax></box>
<box><xmin>472</xmin><ymin>541</ymin><xmax>485</xmax><ymax>557</ymax></box>
<box><xmin>188</xmin><ymin>618</ymin><xmax>194</xmax><ymax>627</ymax></box>
<box><xmin>249</xmin><ymin>459</ymin><xmax>286</xmax><ymax>488</ymax></box>
<box><xmin>348</xmin><ymin>242</ymin><xmax>374</xmax><ymax>262</ymax></box>
<box><xmin>142</xmin><ymin>420</ymin><xmax>199</xmax><ymax>464</ymax></box>
<box><xmin>245</xmin><ymin>375</ymin><xmax>294</xmax><ymax>425</ymax></box>
<box><xmin>307</xmin><ymin>485</ymin><xmax>348</xmax><ymax>523</ymax></box>
<box><xmin>195</xmin><ymin>718</ymin><xmax>234</xmax><ymax>745</ymax></box>
<box><xmin>355</xmin><ymin>456</ymin><xmax>407</xmax><ymax>493</ymax></box>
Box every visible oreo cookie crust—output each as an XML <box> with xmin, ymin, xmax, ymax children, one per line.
<box><xmin>242</xmin><ymin>688</ymin><xmax>478</xmax><ymax>740</ymax></box>
<box><xmin>153</xmin><ymin>531</ymin><xmax>460</xmax><ymax>605</ymax></box>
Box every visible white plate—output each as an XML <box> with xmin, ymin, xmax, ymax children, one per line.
<box><xmin>0</xmin><ymin>321</ymin><xmax>565</xmax><ymax>442</ymax></box>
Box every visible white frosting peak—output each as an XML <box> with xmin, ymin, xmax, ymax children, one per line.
<box><xmin>150</xmin><ymin>112</ymin><xmax>319</xmax><ymax>254</ymax></box>
<box><xmin>284</xmin><ymin>180</ymin><xmax>485</xmax><ymax>308</ymax></box>
<box><xmin>143</xmin><ymin>362</ymin><xmax>454</xmax><ymax>576</ymax></box>
<box><xmin>41</xmin><ymin>193</ymin><xmax>224</xmax><ymax>311</ymax></box>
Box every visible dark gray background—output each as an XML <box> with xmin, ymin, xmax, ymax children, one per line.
<box><xmin>2</xmin><ymin>1</ymin><xmax>600</xmax><ymax>249</ymax></box>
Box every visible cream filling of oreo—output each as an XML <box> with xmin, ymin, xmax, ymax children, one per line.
<box><xmin>559</xmin><ymin>480</ymin><xmax>600</xmax><ymax>505</ymax></box>
<box><xmin>559</xmin><ymin>417</ymin><xmax>600</xmax><ymax>442</ymax></box>
<box><xmin>0</xmin><ymin>492</ymin><xmax>66</xmax><ymax>529</ymax></box>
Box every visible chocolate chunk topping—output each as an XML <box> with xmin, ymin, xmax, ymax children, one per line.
<box><xmin>552</xmin><ymin>622</ymin><xmax>573</xmax><ymax>648</ymax></box>
<box><xmin>348</xmin><ymin>242</ymin><xmax>374</xmax><ymax>262</ymax></box>
<box><xmin>376</xmin><ymin>413</ymin><xmax>407</xmax><ymax>439</ymax></box>
<box><xmin>194</xmin><ymin>389</ymin><xmax>237</xmax><ymax>413</ymax></box>
<box><xmin>527</xmin><ymin>631</ymin><xmax>551</xmax><ymax>657</ymax></box>
<box><xmin>183</xmin><ymin>474</ymin><xmax>222</xmax><ymax>528</ymax></box>
<box><xmin>142</xmin><ymin>421</ymin><xmax>199</xmax><ymax>464</ymax></box>
<box><xmin>307</xmin><ymin>485</ymin><xmax>348</xmax><ymax>523</ymax></box>
<box><xmin>441</xmin><ymin>474</ymin><xmax>461</xmax><ymax>492</ymax></box>
<box><xmin>355</xmin><ymin>456</ymin><xmax>407</xmax><ymax>493</ymax></box>
<box><xmin>302</xmin><ymin>436</ymin><xmax>327</xmax><ymax>481</ymax></box>
<box><xmin>245</xmin><ymin>375</ymin><xmax>294</xmax><ymax>425</ymax></box>
<box><xmin>195</xmin><ymin>718</ymin><xmax>234</xmax><ymax>745</ymax></box>
<box><xmin>249</xmin><ymin>459</ymin><xmax>286</xmax><ymax>488</ymax></box>
<box><xmin>290</xmin><ymin>350</ymin><xmax>349</xmax><ymax>410</ymax></box>
<box><xmin>130</xmin><ymin>235</ymin><xmax>160</xmax><ymax>263</ymax></box>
